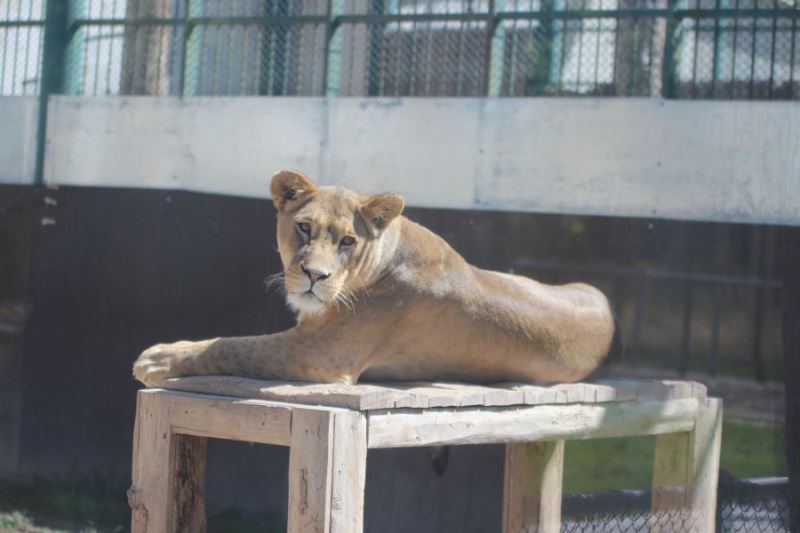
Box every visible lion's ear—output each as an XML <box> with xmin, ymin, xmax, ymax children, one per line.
<box><xmin>361</xmin><ymin>193</ymin><xmax>404</xmax><ymax>234</ymax></box>
<box><xmin>270</xmin><ymin>170</ymin><xmax>317</xmax><ymax>211</ymax></box>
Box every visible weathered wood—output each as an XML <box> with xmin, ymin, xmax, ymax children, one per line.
<box><xmin>329</xmin><ymin>411</ymin><xmax>368</xmax><ymax>533</ymax></box>
<box><xmin>130</xmin><ymin>382</ymin><xmax>719</xmax><ymax>533</ymax></box>
<box><xmin>286</xmin><ymin>409</ymin><xmax>369</xmax><ymax>533</ymax></box>
<box><xmin>367</xmin><ymin>399</ymin><xmax>699</xmax><ymax>448</ymax></box>
<box><xmin>651</xmin><ymin>398</ymin><xmax>723</xmax><ymax>532</ymax></box>
<box><xmin>166</xmin><ymin>390</ymin><xmax>293</xmax><ymax>446</ymax></box>
<box><xmin>288</xmin><ymin>409</ymin><xmax>334</xmax><ymax>533</ymax></box>
<box><xmin>170</xmin><ymin>434</ymin><xmax>207</xmax><ymax>533</ymax></box>
<box><xmin>162</xmin><ymin>376</ymin><xmax>706</xmax><ymax>411</ymax></box>
<box><xmin>129</xmin><ymin>391</ymin><xmax>174</xmax><ymax>533</ymax></box>
<box><xmin>502</xmin><ymin>441</ymin><xmax>564</xmax><ymax>533</ymax></box>
<box><xmin>688</xmin><ymin>398</ymin><xmax>723</xmax><ymax>532</ymax></box>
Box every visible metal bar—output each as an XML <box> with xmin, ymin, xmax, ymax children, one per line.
<box><xmin>661</xmin><ymin>0</ymin><xmax>678</xmax><ymax>98</ymax></box>
<box><xmin>485</xmin><ymin>0</ymin><xmax>497</xmax><ymax>95</ymax></box>
<box><xmin>730</xmin><ymin>0</ymin><xmax>740</xmax><ymax>98</ymax></box>
<box><xmin>627</xmin><ymin>7</ymin><xmax>637</xmax><ymax>95</ymax></box>
<box><xmin>367</xmin><ymin>0</ymin><xmax>385</xmax><ymax>96</ymax></box>
<box><xmin>320</xmin><ymin>0</ymin><xmax>334</xmax><ymax>95</ymax></box>
<box><xmin>63</xmin><ymin>8</ymin><xmax>800</xmax><ymax>31</ymax></box>
<box><xmin>791</xmin><ymin>13</ymin><xmax>797</xmax><ymax>99</ymax></box>
<box><xmin>177</xmin><ymin>5</ymin><xmax>190</xmax><ymax>96</ymax></box>
<box><xmin>749</xmin><ymin>2</ymin><xmax>758</xmax><ymax>97</ymax></box>
<box><xmin>576</xmin><ymin>0</ymin><xmax>586</xmax><ymax>92</ymax></box>
<box><xmin>767</xmin><ymin>0</ymin><xmax>777</xmax><ymax>98</ymax></box>
<box><xmin>34</xmin><ymin>0</ymin><xmax>69</xmax><ymax>185</ymax></box>
<box><xmin>709</xmin><ymin>283</ymin><xmax>721</xmax><ymax>376</ymax></box>
<box><xmin>0</xmin><ymin>20</ymin><xmax>45</xmax><ymax>28</ymax></box>
<box><xmin>711</xmin><ymin>0</ymin><xmax>722</xmax><ymax>96</ymax></box>
<box><xmin>691</xmin><ymin>16</ymin><xmax>700</xmax><ymax>97</ymax></box>
<box><xmin>499</xmin><ymin>8</ymin><xmax>800</xmax><ymax>19</ymax></box>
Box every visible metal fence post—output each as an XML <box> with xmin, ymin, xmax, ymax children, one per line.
<box><xmin>33</xmin><ymin>0</ymin><xmax>69</xmax><ymax>185</ymax></box>
<box><xmin>322</xmin><ymin>0</ymin><xmax>343</xmax><ymax>96</ymax></box>
<box><xmin>660</xmin><ymin>0</ymin><xmax>678</xmax><ymax>98</ymax></box>
<box><xmin>485</xmin><ymin>0</ymin><xmax>499</xmax><ymax>96</ymax></box>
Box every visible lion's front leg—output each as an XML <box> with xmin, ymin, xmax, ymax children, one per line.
<box><xmin>133</xmin><ymin>338</ymin><xmax>221</xmax><ymax>387</ymax></box>
<box><xmin>132</xmin><ymin>330</ymin><xmax>365</xmax><ymax>386</ymax></box>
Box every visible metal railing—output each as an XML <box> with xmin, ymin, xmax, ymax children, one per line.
<box><xmin>1</xmin><ymin>0</ymin><xmax>798</xmax><ymax>98</ymax></box>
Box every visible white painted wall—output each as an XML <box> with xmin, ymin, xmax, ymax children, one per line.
<box><xmin>45</xmin><ymin>96</ymin><xmax>800</xmax><ymax>225</ymax></box>
<box><xmin>0</xmin><ymin>97</ymin><xmax>38</xmax><ymax>184</ymax></box>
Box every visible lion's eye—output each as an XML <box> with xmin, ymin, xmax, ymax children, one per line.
<box><xmin>297</xmin><ymin>222</ymin><xmax>311</xmax><ymax>234</ymax></box>
<box><xmin>340</xmin><ymin>236</ymin><xmax>356</xmax><ymax>247</ymax></box>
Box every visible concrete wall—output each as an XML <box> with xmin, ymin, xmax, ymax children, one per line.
<box><xmin>44</xmin><ymin>96</ymin><xmax>800</xmax><ymax>225</ymax></box>
<box><xmin>0</xmin><ymin>97</ymin><xmax>38</xmax><ymax>184</ymax></box>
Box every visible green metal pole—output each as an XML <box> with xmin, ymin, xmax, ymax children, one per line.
<box><xmin>33</xmin><ymin>0</ymin><xmax>68</xmax><ymax>186</ymax></box>
<box><xmin>660</xmin><ymin>0</ymin><xmax>678</xmax><ymax>98</ymax></box>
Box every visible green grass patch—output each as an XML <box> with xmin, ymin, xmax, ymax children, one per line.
<box><xmin>564</xmin><ymin>419</ymin><xmax>787</xmax><ymax>493</ymax></box>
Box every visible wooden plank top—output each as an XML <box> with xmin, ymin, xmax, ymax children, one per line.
<box><xmin>159</xmin><ymin>376</ymin><xmax>707</xmax><ymax>411</ymax></box>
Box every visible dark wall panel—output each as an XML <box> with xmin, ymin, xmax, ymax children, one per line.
<box><xmin>5</xmin><ymin>185</ymin><xmax>784</xmax><ymax>532</ymax></box>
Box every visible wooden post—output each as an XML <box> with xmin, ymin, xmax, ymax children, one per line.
<box><xmin>171</xmin><ymin>434</ymin><xmax>207</xmax><ymax>532</ymax></box>
<box><xmin>502</xmin><ymin>440</ymin><xmax>564</xmax><ymax>533</ymax></box>
<box><xmin>129</xmin><ymin>391</ymin><xmax>208</xmax><ymax>533</ymax></box>
<box><xmin>288</xmin><ymin>409</ymin><xmax>367</xmax><ymax>533</ymax></box>
<box><xmin>129</xmin><ymin>391</ymin><xmax>174</xmax><ymax>533</ymax></box>
<box><xmin>652</xmin><ymin>398</ymin><xmax>722</xmax><ymax>532</ymax></box>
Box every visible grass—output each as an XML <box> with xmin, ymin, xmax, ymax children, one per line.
<box><xmin>563</xmin><ymin>419</ymin><xmax>786</xmax><ymax>493</ymax></box>
<box><xmin>0</xmin><ymin>419</ymin><xmax>786</xmax><ymax>532</ymax></box>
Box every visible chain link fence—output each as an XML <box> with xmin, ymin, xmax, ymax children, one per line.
<box><xmin>559</xmin><ymin>475</ymin><xmax>791</xmax><ymax>532</ymax></box>
<box><xmin>0</xmin><ymin>0</ymin><xmax>44</xmax><ymax>95</ymax></box>
<box><xmin>1</xmin><ymin>0</ymin><xmax>797</xmax><ymax>98</ymax></box>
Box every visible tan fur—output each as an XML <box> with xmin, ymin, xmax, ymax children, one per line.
<box><xmin>133</xmin><ymin>170</ymin><xmax>614</xmax><ymax>387</ymax></box>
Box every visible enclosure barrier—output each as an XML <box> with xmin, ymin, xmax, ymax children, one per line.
<box><xmin>128</xmin><ymin>376</ymin><xmax>721</xmax><ymax>533</ymax></box>
<box><xmin>2</xmin><ymin>0</ymin><xmax>799</xmax><ymax>99</ymax></box>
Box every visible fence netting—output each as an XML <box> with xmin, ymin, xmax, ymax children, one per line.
<box><xmin>559</xmin><ymin>474</ymin><xmax>790</xmax><ymax>532</ymax></box>
<box><xmin>1</xmin><ymin>0</ymin><xmax>798</xmax><ymax>98</ymax></box>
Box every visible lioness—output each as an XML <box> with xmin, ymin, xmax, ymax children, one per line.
<box><xmin>133</xmin><ymin>170</ymin><xmax>614</xmax><ymax>387</ymax></box>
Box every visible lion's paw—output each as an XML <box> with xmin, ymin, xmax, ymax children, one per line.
<box><xmin>133</xmin><ymin>343</ymin><xmax>180</xmax><ymax>387</ymax></box>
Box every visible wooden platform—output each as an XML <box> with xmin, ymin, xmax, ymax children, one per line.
<box><xmin>129</xmin><ymin>377</ymin><xmax>722</xmax><ymax>533</ymax></box>
<box><xmin>161</xmin><ymin>375</ymin><xmax>707</xmax><ymax>410</ymax></box>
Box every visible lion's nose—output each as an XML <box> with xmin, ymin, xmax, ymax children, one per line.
<box><xmin>302</xmin><ymin>265</ymin><xmax>330</xmax><ymax>284</ymax></box>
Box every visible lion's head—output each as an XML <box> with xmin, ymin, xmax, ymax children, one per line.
<box><xmin>270</xmin><ymin>170</ymin><xmax>405</xmax><ymax>316</ymax></box>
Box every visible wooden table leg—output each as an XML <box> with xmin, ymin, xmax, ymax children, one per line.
<box><xmin>287</xmin><ymin>409</ymin><xmax>367</xmax><ymax>533</ymax></box>
<box><xmin>652</xmin><ymin>398</ymin><xmax>723</xmax><ymax>532</ymax></box>
<box><xmin>129</xmin><ymin>391</ymin><xmax>208</xmax><ymax>533</ymax></box>
<box><xmin>502</xmin><ymin>440</ymin><xmax>565</xmax><ymax>533</ymax></box>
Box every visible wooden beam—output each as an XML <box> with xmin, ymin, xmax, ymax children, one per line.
<box><xmin>329</xmin><ymin>411</ymin><xmax>368</xmax><ymax>533</ymax></box>
<box><xmin>287</xmin><ymin>409</ymin><xmax>369</xmax><ymax>533</ymax></box>
<box><xmin>652</xmin><ymin>398</ymin><xmax>722</xmax><ymax>532</ymax></box>
<box><xmin>367</xmin><ymin>399</ymin><xmax>699</xmax><ymax>448</ymax></box>
<box><xmin>129</xmin><ymin>391</ymin><xmax>174</xmax><ymax>533</ymax></box>
<box><xmin>288</xmin><ymin>409</ymin><xmax>334</xmax><ymax>533</ymax></box>
<box><xmin>170</xmin><ymin>434</ymin><xmax>207</xmax><ymax>533</ymax></box>
<box><xmin>163</xmin><ymin>390</ymin><xmax>293</xmax><ymax>446</ymax></box>
<box><xmin>502</xmin><ymin>440</ymin><xmax>564</xmax><ymax>533</ymax></box>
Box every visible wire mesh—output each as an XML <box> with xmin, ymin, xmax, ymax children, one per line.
<box><xmin>558</xmin><ymin>475</ymin><xmax>791</xmax><ymax>533</ymax></box>
<box><xmin>0</xmin><ymin>0</ymin><xmax>797</xmax><ymax>98</ymax></box>
<box><xmin>672</xmin><ymin>1</ymin><xmax>800</xmax><ymax>99</ymax></box>
<box><xmin>0</xmin><ymin>0</ymin><xmax>45</xmax><ymax>96</ymax></box>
